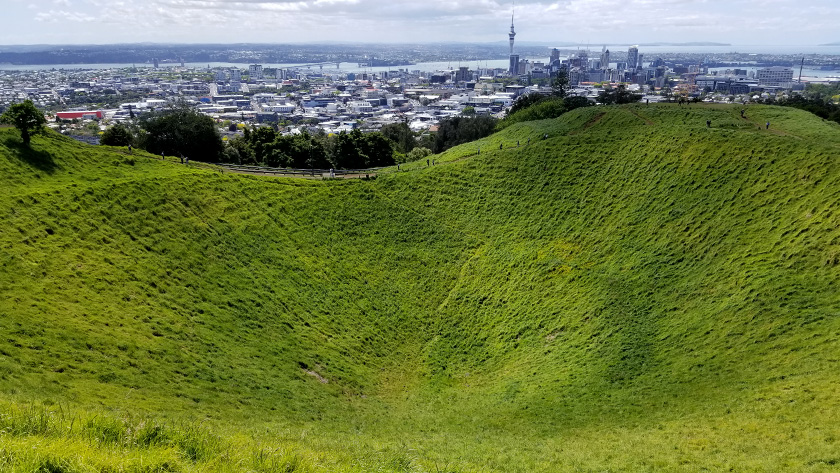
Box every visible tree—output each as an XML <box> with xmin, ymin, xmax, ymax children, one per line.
<box><xmin>358</xmin><ymin>131</ymin><xmax>394</xmax><ymax>167</ymax></box>
<box><xmin>333</xmin><ymin>130</ymin><xmax>366</xmax><ymax>169</ymax></box>
<box><xmin>137</xmin><ymin>103</ymin><xmax>224</xmax><ymax>162</ymax></box>
<box><xmin>379</xmin><ymin>122</ymin><xmax>416</xmax><ymax>154</ymax></box>
<box><xmin>100</xmin><ymin>123</ymin><xmax>134</xmax><ymax>146</ymax></box>
<box><xmin>509</xmin><ymin>93</ymin><xmax>546</xmax><ymax>116</ymax></box>
<box><xmin>247</xmin><ymin>126</ymin><xmax>277</xmax><ymax>164</ymax></box>
<box><xmin>0</xmin><ymin>100</ymin><xmax>47</xmax><ymax>146</ymax></box>
<box><xmin>597</xmin><ymin>84</ymin><xmax>643</xmax><ymax>105</ymax></box>
<box><xmin>433</xmin><ymin>116</ymin><xmax>498</xmax><ymax>153</ymax></box>
<box><xmin>551</xmin><ymin>69</ymin><xmax>570</xmax><ymax>98</ymax></box>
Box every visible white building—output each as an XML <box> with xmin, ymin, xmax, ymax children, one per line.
<box><xmin>347</xmin><ymin>101</ymin><xmax>374</xmax><ymax>113</ymax></box>
<box><xmin>249</xmin><ymin>64</ymin><xmax>263</xmax><ymax>81</ymax></box>
<box><xmin>757</xmin><ymin>67</ymin><xmax>794</xmax><ymax>88</ymax></box>
<box><xmin>262</xmin><ymin>103</ymin><xmax>296</xmax><ymax>114</ymax></box>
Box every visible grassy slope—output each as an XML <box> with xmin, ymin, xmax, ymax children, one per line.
<box><xmin>2</xmin><ymin>105</ymin><xmax>840</xmax><ymax>472</ymax></box>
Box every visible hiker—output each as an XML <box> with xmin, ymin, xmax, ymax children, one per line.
<box><xmin>527</xmin><ymin>137</ymin><xmax>530</xmax><ymax>145</ymax></box>
<box><xmin>500</xmin><ymin>143</ymin><xmax>503</xmax><ymax>150</ymax></box>
<box><xmin>161</xmin><ymin>152</ymin><xmax>164</xmax><ymax>160</ymax></box>
<box><xmin>544</xmin><ymin>134</ymin><xmax>548</xmax><ymax>140</ymax></box>
<box><xmin>397</xmin><ymin>164</ymin><xmax>401</xmax><ymax>171</ymax></box>
<box><xmin>128</xmin><ymin>144</ymin><xmax>132</xmax><ymax>154</ymax></box>
<box><xmin>427</xmin><ymin>158</ymin><xmax>430</xmax><ymax>167</ymax></box>
<box><xmin>180</xmin><ymin>155</ymin><xmax>184</xmax><ymax>164</ymax></box>
<box><xmin>329</xmin><ymin>168</ymin><xmax>334</xmax><ymax>178</ymax></box>
<box><xmin>740</xmin><ymin>109</ymin><xmax>745</xmax><ymax>118</ymax></box>
<box><xmin>185</xmin><ymin>156</ymin><xmax>189</xmax><ymax>164</ymax></box>
<box><xmin>516</xmin><ymin>140</ymin><xmax>520</xmax><ymax>147</ymax></box>
<box><xmin>766</xmin><ymin>121</ymin><xmax>770</xmax><ymax>129</ymax></box>
<box><xmin>706</xmin><ymin>120</ymin><xmax>711</xmax><ymax>128</ymax></box>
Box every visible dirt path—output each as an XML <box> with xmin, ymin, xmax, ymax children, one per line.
<box><xmin>629</xmin><ymin>109</ymin><xmax>655</xmax><ymax>125</ymax></box>
<box><xmin>569</xmin><ymin>112</ymin><xmax>606</xmax><ymax>135</ymax></box>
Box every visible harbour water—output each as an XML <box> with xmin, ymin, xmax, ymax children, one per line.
<box><xmin>1</xmin><ymin>45</ymin><xmax>838</xmax><ymax>74</ymax></box>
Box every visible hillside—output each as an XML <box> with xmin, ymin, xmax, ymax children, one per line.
<box><xmin>1</xmin><ymin>105</ymin><xmax>840</xmax><ymax>472</ymax></box>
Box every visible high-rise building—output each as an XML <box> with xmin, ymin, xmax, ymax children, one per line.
<box><xmin>509</xmin><ymin>54</ymin><xmax>520</xmax><ymax>76</ymax></box>
<box><xmin>550</xmin><ymin>48</ymin><xmax>560</xmax><ymax>63</ymax></box>
<box><xmin>600</xmin><ymin>47</ymin><xmax>610</xmax><ymax>70</ymax></box>
<box><xmin>249</xmin><ymin>64</ymin><xmax>264</xmax><ymax>81</ymax></box>
<box><xmin>627</xmin><ymin>46</ymin><xmax>639</xmax><ymax>71</ymax></box>
<box><xmin>757</xmin><ymin>66</ymin><xmax>794</xmax><ymax>87</ymax></box>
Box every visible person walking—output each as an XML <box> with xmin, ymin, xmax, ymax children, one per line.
<box><xmin>706</xmin><ymin>120</ymin><xmax>711</xmax><ymax>128</ymax></box>
<box><xmin>766</xmin><ymin>121</ymin><xmax>770</xmax><ymax>129</ymax></box>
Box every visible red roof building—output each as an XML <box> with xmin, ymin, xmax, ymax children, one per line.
<box><xmin>56</xmin><ymin>111</ymin><xmax>104</xmax><ymax>120</ymax></box>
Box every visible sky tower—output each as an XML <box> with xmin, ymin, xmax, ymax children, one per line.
<box><xmin>508</xmin><ymin>3</ymin><xmax>516</xmax><ymax>56</ymax></box>
<box><xmin>508</xmin><ymin>2</ymin><xmax>519</xmax><ymax>75</ymax></box>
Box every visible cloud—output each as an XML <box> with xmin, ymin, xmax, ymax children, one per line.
<box><xmin>6</xmin><ymin>0</ymin><xmax>840</xmax><ymax>45</ymax></box>
<box><xmin>35</xmin><ymin>9</ymin><xmax>96</xmax><ymax>23</ymax></box>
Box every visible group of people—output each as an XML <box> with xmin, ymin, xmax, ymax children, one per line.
<box><xmin>705</xmin><ymin>109</ymin><xmax>770</xmax><ymax>130</ymax></box>
<box><xmin>127</xmin><ymin>145</ymin><xmax>191</xmax><ymax>164</ymax></box>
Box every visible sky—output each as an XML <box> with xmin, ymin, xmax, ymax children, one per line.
<box><xmin>1</xmin><ymin>0</ymin><xmax>838</xmax><ymax>46</ymax></box>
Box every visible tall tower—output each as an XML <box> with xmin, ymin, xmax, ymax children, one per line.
<box><xmin>508</xmin><ymin>2</ymin><xmax>518</xmax><ymax>75</ymax></box>
<box><xmin>508</xmin><ymin>3</ymin><xmax>516</xmax><ymax>56</ymax></box>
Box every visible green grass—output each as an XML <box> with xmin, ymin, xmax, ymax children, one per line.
<box><xmin>2</xmin><ymin>104</ymin><xmax>840</xmax><ymax>471</ymax></box>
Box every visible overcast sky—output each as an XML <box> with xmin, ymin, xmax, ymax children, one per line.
<box><xmin>2</xmin><ymin>0</ymin><xmax>837</xmax><ymax>46</ymax></box>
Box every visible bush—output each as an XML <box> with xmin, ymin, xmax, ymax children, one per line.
<box><xmin>499</xmin><ymin>96</ymin><xmax>592</xmax><ymax>129</ymax></box>
<box><xmin>100</xmin><ymin>123</ymin><xmax>134</xmax><ymax>147</ymax></box>
<box><xmin>406</xmin><ymin>147</ymin><xmax>432</xmax><ymax>162</ymax></box>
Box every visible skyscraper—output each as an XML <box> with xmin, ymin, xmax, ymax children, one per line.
<box><xmin>627</xmin><ymin>46</ymin><xmax>639</xmax><ymax>71</ymax></box>
<box><xmin>601</xmin><ymin>47</ymin><xmax>610</xmax><ymax>70</ymax></box>
<box><xmin>509</xmin><ymin>55</ymin><xmax>520</xmax><ymax>76</ymax></box>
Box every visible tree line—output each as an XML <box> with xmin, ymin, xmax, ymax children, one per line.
<box><xmin>99</xmin><ymin>103</ymin><xmax>505</xmax><ymax>168</ymax></box>
<box><xmin>764</xmin><ymin>84</ymin><xmax>840</xmax><ymax>125</ymax></box>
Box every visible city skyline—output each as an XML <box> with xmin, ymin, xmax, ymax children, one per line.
<box><xmin>2</xmin><ymin>0</ymin><xmax>839</xmax><ymax>47</ymax></box>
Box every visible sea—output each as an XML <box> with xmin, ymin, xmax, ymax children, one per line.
<box><xmin>1</xmin><ymin>45</ymin><xmax>838</xmax><ymax>75</ymax></box>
